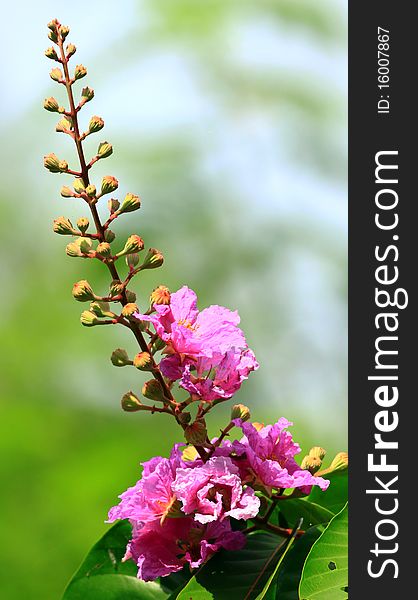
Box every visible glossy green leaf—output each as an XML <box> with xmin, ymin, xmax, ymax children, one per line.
<box><xmin>272</xmin><ymin>498</ymin><xmax>334</xmax><ymax>530</ymax></box>
<box><xmin>308</xmin><ymin>471</ymin><xmax>348</xmax><ymax>515</ymax></box>
<box><xmin>299</xmin><ymin>503</ymin><xmax>348</xmax><ymax>600</ymax></box>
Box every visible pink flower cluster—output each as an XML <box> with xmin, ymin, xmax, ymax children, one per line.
<box><xmin>135</xmin><ymin>286</ymin><xmax>258</xmax><ymax>402</ymax></box>
<box><xmin>108</xmin><ymin>419</ymin><xmax>329</xmax><ymax>581</ymax></box>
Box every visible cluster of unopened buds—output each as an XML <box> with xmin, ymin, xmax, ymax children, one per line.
<box><xmin>44</xmin><ymin>19</ymin><xmax>345</xmax><ymax>583</ymax></box>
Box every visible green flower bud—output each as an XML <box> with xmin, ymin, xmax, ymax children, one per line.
<box><xmin>59</xmin><ymin>24</ymin><xmax>70</xmax><ymax>39</ymax></box>
<box><xmin>96</xmin><ymin>242</ymin><xmax>112</xmax><ymax>258</ymax></box>
<box><xmin>150</xmin><ymin>285</ymin><xmax>170</xmax><ymax>306</ymax></box>
<box><xmin>72</xmin><ymin>280</ymin><xmax>95</xmax><ymax>302</ymax></box>
<box><xmin>121</xmin><ymin>303</ymin><xmax>139</xmax><ymax>318</ymax></box>
<box><xmin>119</xmin><ymin>193</ymin><xmax>141</xmax><ymax>214</ymax></box>
<box><xmin>80</xmin><ymin>86</ymin><xmax>94</xmax><ymax>105</ymax></box>
<box><xmin>111</xmin><ymin>348</ymin><xmax>131</xmax><ymax>367</ymax></box>
<box><xmin>48</xmin><ymin>30</ymin><xmax>58</xmax><ymax>43</ymax></box>
<box><xmin>301</xmin><ymin>455</ymin><xmax>322</xmax><ymax>474</ymax></box>
<box><xmin>76</xmin><ymin>217</ymin><xmax>89</xmax><ymax>233</ymax></box>
<box><xmin>104</xmin><ymin>229</ymin><xmax>115</xmax><ymax>243</ymax></box>
<box><xmin>60</xmin><ymin>186</ymin><xmax>74</xmax><ymax>198</ymax></box>
<box><xmin>53</xmin><ymin>216</ymin><xmax>74</xmax><ymax>235</ymax></box>
<box><xmin>44</xmin><ymin>153</ymin><xmax>67</xmax><ymax>173</ymax></box>
<box><xmin>90</xmin><ymin>301</ymin><xmax>112</xmax><ymax>317</ymax></box>
<box><xmin>142</xmin><ymin>379</ymin><xmax>165</xmax><ymax>402</ymax></box>
<box><xmin>126</xmin><ymin>253</ymin><xmax>140</xmax><ymax>268</ymax></box>
<box><xmin>101</xmin><ymin>176</ymin><xmax>118</xmax><ymax>195</ymax></box>
<box><xmin>97</xmin><ymin>141</ymin><xmax>113</xmax><ymax>159</ymax></box>
<box><xmin>109</xmin><ymin>280</ymin><xmax>124</xmax><ymax>297</ymax></box>
<box><xmin>50</xmin><ymin>67</ymin><xmax>63</xmax><ymax>82</ymax></box>
<box><xmin>85</xmin><ymin>184</ymin><xmax>96</xmax><ymax>198</ymax></box>
<box><xmin>56</xmin><ymin>117</ymin><xmax>72</xmax><ymax>133</ymax></box>
<box><xmin>73</xmin><ymin>178</ymin><xmax>86</xmax><ymax>194</ymax></box>
<box><xmin>76</xmin><ymin>237</ymin><xmax>92</xmax><ymax>254</ymax></box>
<box><xmin>121</xmin><ymin>391</ymin><xmax>143</xmax><ymax>412</ymax></box>
<box><xmin>45</xmin><ymin>46</ymin><xmax>58</xmax><ymax>60</ymax></box>
<box><xmin>117</xmin><ymin>235</ymin><xmax>145</xmax><ymax>257</ymax></box>
<box><xmin>47</xmin><ymin>19</ymin><xmax>59</xmax><ymax>32</ymax></box>
<box><xmin>185</xmin><ymin>419</ymin><xmax>208</xmax><ymax>445</ymax></box>
<box><xmin>88</xmin><ymin>116</ymin><xmax>104</xmax><ymax>134</ymax></box>
<box><xmin>80</xmin><ymin>310</ymin><xmax>100</xmax><ymax>327</ymax></box>
<box><xmin>66</xmin><ymin>242</ymin><xmax>82</xmax><ymax>257</ymax></box>
<box><xmin>141</xmin><ymin>248</ymin><xmax>164</xmax><ymax>270</ymax></box>
<box><xmin>108</xmin><ymin>198</ymin><xmax>120</xmax><ymax>214</ymax></box>
<box><xmin>66</xmin><ymin>43</ymin><xmax>76</xmax><ymax>58</ymax></box>
<box><xmin>44</xmin><ymin>97</ymin><xmax>59</xmax><ymax>112</ymax></box>
<box><xmin>133</xmin><ymin>352</ymin><xmax>153</xmax><ymax>371</ymax></box>
<box><xmin>58</xmin><ymin>160</ymin><xmax>69</xmax><ymax>172</ymax></box>
<box><xmin>74</xmin><ymin>64</ymin><xmax>87</xmax><ymax>80</ymax></box>
<box><xmin>230</xmin><ymin>404</ymin><xmax>251</xmax><ymax>422</ymax></box>
<box><xmin>151</xmin><ymin>337</ymin><xmax>166</xmax><ymax>353</ymax></box>
<box><xmin>125</xmin><ymin>289</ymin><xmax>137</xmax><ymax>303</ymax></box>
<box><xmin>328</xmin><ymin>452</ymin><xmax>348</xmax><ymax>472</ymax></box>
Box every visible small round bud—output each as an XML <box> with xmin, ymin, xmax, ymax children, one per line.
<box><xmin>121</xmin><ymin>391</ymin><xmax>143</xmax><ymax>412</ymax></box>
<box><xmin>50</xmin><ymin>67</ymin><xmax>63</xmax><ymax>82</ymax></box>
<box><xmin>56</xmin><ymin>117</ymin><xmax>72</xmax><ymax>133</ymax></box>
<box><xmin>230</xmin><ymin>404</ymin><xmax>251</xmax><ymax>423</ymax></box>
<box><xmin>125</xmin><ymin>289</ymin><xmax>137</xmax><ymax>303</ymax></box>
<box><xmin>47</xmin><ymin>19</ymin><xmax>59</xmax><ymax>32</ymax></box>
<box><xmin>126</xmin><ymin>253</ymin><xmax>140</xmax><ymax>268</ymax></box>
<box><xmin>88</xmin><ymin>116</ymin><xmax>104</xmax><ymax>134</ymax></box>
<box><xmin>96</xmin><ymin>242</ymin><xmax>112</xmax><ymax>258</ymax></box>
<box><xmin>45</xmin><ymin>47</ymin><xmax>59</xmax><ymax>60</ymax></box>
<box><xmin>53</xmin><ymin>216</ymin><xmax>74</xmax><ymax>235</ymax></box>
<box><xmin>85</xmin><ymin>184</ymin><xmax>96</xmax><ymax>198</ymax></box>
<box><xmin>48</xmin><ymin>30</ymin><xmax>58</xmax><ymax>43</ymax></box>
<box><xmin>150</xmin><ymin>285</ymin><xmax>170</xmax><ymax>306</ymax></box>
<box><xmin>111</xmin><ymin>348</ymin><xmax>131</xmax><ymax>367</ymax></box>
<box><xmin>133</xmin><ymin>352</ymin><xmax>153</xmax><ymax>371</ymax></box>
<box><xmin>74</xmin><ymin>64</ymin><xmax>87</xmax><ymax>80</ymax></box>
<box><xmin>101</xmin><ymin>176</ymin><xmax>119</xmax><ymax>196</ymax></box>
<box><xmin>58</xmin><ymin>160</ymin><xmax>69</xmax><ymax>172</ymax></box>
<box><xmin>80</xmin><ymin>310</ymin><xmax>100</xmax><ymax>327</ymax></box>
<box><xmin>185</xmin><ymin>419</ymin><xmax>208</xmax><ymax>445</ymax></box>
<box><xmin>301</xmin><ymin>455</ymin><xmax>322</xmax><ymax>474</ymax></box>
<box><xmin>104</xmin><ymin>229</ymin><xmax>116</xmax><ymax>243</ymax></box>
<box><xmin>81</xmin><ymin>86</ymin><xmax>94</xmax><ymax>105</ymax></box>
<box><xmin>309</xmin><ymin>447</ymin><xmax>326</xmax><ymax>461</ymax></box>
<box><xmin>59</xmin><ymin>24</ymin><xmax>70</xmax><ymax>39</ymax></box>
<box><xmin>108</xmin><ymin>198</ymin><xmax>120</xmax><ymax>214</ymax></box>
<box><xmin>76</xmin><ymin>237</ymin><xmax>92</xmax><ymax>254</ymax></box>
<box><xmin>44</xmin><ymin>153</ymin><xmax>68</xmax><ymax>173</ymax></box>
<box><xmin>60</xmin><ymin>186</ymin><xmax>74</xmax><ymax>198</ymax></box>
<box><xmin>73</xmin><ymin>178</ymin><xmax>86</xmax><ymax>194</ymax></box>
<box><xmin>142</xmin><ymin>379</ymin><xmax>165</xmax><ymax>402</ymax></box>
<box><xmin>142</xmin><ymin>248</ymin><xmax>164</xmax><ymax>270</ymax></box>
<box><xmin>121</xmin><ymin>303</ymin><xmax>139</xmax><ymax>318</ymax></box>
<box><xmin>90</xmin><ymin>301</ymin><xmax>111</xmax><ymax>317</ymax></box>
<box><xmin>178</xmin><ymin>412</ymin><xmax>192</xmax><ymax>425</ymax></box>
<box><xmin>72</xmin><ymin>280</ymin><xmax>95</xmax><ymax>302</ymax></box>
<box><xmin>119</xmin><ymin>193</ymin><xmax>141</xmax><ymax>214</ymax></box>
<box><xmin>117</xmin><ymin>235</ymin><xmax>145</xmax><ymax>257</ymax></box>
<box><xmin>76</xmin><ymin>217</ymin><xmax>89</xmax><ymax>233</ymax></box>
<box><xmin>66</xmin><ymin>242</ymin><xmax>82</xmax><ymax>257</ymax></box>
<box><xmin>109</xmin><ymin>280</ymin><xmax>124</xmax><ymax>297</ymax></box>
<box><xmin>97</xmin><ymin>141</ymin><xmax>113</xmax><ymax>159</ymax></box>
<box><xmin>66</xmin><ymin>43</ymin><xmax>76</xmax><ymax>58</ymax></box>
<box><xmin>44</xmin><ymin>97</ymin><xmax>59</xmax><ymax>112</ymax></box>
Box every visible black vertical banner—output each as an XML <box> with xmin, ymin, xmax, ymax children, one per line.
<box><xmin>349</xmin><ymin>2</ymin><xmax>416</xmax><ymax>597</ymax></box>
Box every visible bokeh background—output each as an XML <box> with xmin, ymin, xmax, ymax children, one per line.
<box><xmin>0</xmin><ymin>1</ymin><xmax>347</xmax><ymax>598</ymax></box>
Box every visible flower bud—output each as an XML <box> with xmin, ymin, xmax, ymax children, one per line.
<box><xmin>47</xmin><ymin>19</ymin><xmax>59</xmax><ymax>32</ymax></box>
<box><xmin>72</xmin><ymin>280</ymin><xmax>95</xmax><ymax>302</ymax></box>
<box><xmin>76</xmin><ymin>217</ymin><xmax>89</xmax><ymax>233</ymax></box>
<box><xmin>120</xmin><ymin>193</ymin><xmax>141</xmax><ymax>214</ymax></box>
<box><xmin>58</xmin><ymin>160</ymin><xmax>69</xmax><ymax>172</ymax></box>
<box><xmin>59</xmin><ymin>25</ymin><xmax>70</xmax><ymax>39</ymax></box>
<box><xmin>141</xmin><ymin>248</ymin><xmax>164</xmax><ymax>270</ymax></box>
<box><xmin>50</xmin><ymin>67</ymin><xmax>63</xmax><ymax>82</ymax></box>
<box><xmin>104</xmin><ymin>229</ymin><xmax>115</xmax><ymax>243</ymax></box>
<box><xmin>97</xmin><ymin>141</ymin><xmax>113</xmax><ymax>159</ymax></box>
<box><xmin>121</xmin><ymin>391</ymin><xmax>143</xmax><ymax>412</ymax></box>
<box><xmin>117</xmin><ymin>235</ymin><xmax>145</xmax><ymax>257</ymax></box>
<box><xmin>126</xmin><ymin>253</ymin><xmax>140</xmax><ymax>268</ymax></box>
<box><xmin>66</xmin><ymin>242</ymin><xmax>82</xmax><ymax>257</ymax></box>
<box><xmin>309</xmin><ymin>447</ymin><xmax>326</xmax><ymax>461</ymax></box>
<box><xmin>121</xmin><ymin>303</ymin><xmax>139</xmax><ymax>318</ymax></box>
<box><xmin>109</xmin><ymin>280</ymin><xmax>124</xmax><ymax>297</ymax></box>
<box><xmin>56</xmin><ymin>117</ymin><xmax>72</xmax><ymax>133</ymax></box>
<box><xmin>45</xmin><ymin>46</ymin><xmax>58</xmax><ymax>60</ymax></box>
<box><xmin>301</xmin><ymin>455</ymin><xmax>322</xmax><ymax>474</ymax></box>
<box><xmin>60</xmin><ymin>186</ymin><xmax>74</xmax><ymax>198</ymax></box>
<box><xmin>133</xmin><ymin>352</ymin><xmax>153</xmax><ymax>371</ymax></box>
<box><xmin>44</xmin><ymin>97</ymin><xmax>59</xmax><ymax>112</ymax></box>
<box><xmin>151</xmin><ymin>337</ymin><xmax>166</xmax><ymax>353</ymax></box>
<box><xmin>53</xmin><ymin>216</ymin><xmax>74</xmax><ymax>235</ymax></box>
<box><xmin>142</xmin><ymin>379</ymin><xmax>165</xmax><ymax>402</ymax></box>
<box><xmin>150</xmin><ymin>285</ymin><xmax>170</xmax><ymax>306</ymax></box>
<box><xmin>80</xmin><ymin>310</ymin><xmax>100</xmax><ymax>327</ymax></box>
<box><xmin>125</xmin><ymin>289</ymin><xmax>137</xmax><ymax>303</ymax></box>
<box><xmin>231</xmin><ymin>404</ymin><xmax>251</xmax><ymax>423</ymax></box>
<box><xmin>329</xmin><ymin>452</ymin><xmax>348</xmax><ymax>473</ymax></box>
<box><xmin>90</xmin><ymin>301</ymin><xmax>112</xmax><ymax>318</ymax></box>
<box><xmin>178</xmin><ymin>412</ymin><xmax>192</xmax><ymax>425</ymax></box>
<box><xmin>96</xmin><ymin>242</ymin><xmax>112</xmax><ymax>258</ymax></box>
<box><xmin>85</xmin><ymin>184</ymin><xmax>96</xmax><ymax>198</ymax></box>
<box><xmin>73</xmin><ymin>178</ymin><xmax>86</xmax><ymax>194</ymax></box>
<box><xmin>44</xmin><ymin>153</ymin><xmax>62</xmax><ymax>173</ymax></box>
<box><xmin>75</xmin><ymin>237</ymin><xmax>92</xmax><ymax>254</ymax></box>
<box><xmin>101</xmin><ymin>176</ymin><xmax>118</xmax><ymax>195</ymax></box>
<box><xmin>74</xmin><ymin>64</ymin><xmax>87</xmax><ymax>80</ymax></box>
<box><xmin>185</xmin><ymin>419</ymin><xmax>207</xmax><ymax>445</ymax></box>
<box><xmin>48</xmin><ymin>30</ymin><xmax>58</xmax><ymax>43</ymax></box>
<box><xmin>108</xmin><ymin>198</ymin><xmax>120</xmax><ymax>214</ymax></box>
<box><xmin>88</xmin><ymin>116</ymin><xmax>104</xmax><ymax>134</ymax></box>
<box><xmin>111</xmin><ymin>348</ymin><xmax>131</xmax><ymax>367</ymax></box>
<box><xmin>81</xmin><ymin>86</ymin><xmax>94</xmax><ymax>104</ymax></box>
<box><xmin>66</xmin><ymin>43</ymin><xmax>76</xmax><ymax>58</ymax></box>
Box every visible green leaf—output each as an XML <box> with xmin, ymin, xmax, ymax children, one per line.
<box><xmin>299</xmin><ymin>503</ymin><xmax>348</xmax><ymax>600</ymax></box>
<box><xmin>308</xmin><ymin>471</ymin><xmax>348</xmax><ymax>515</ymax></box>
<box><xmin>272</xmin><ymin>498</ymin><xmax>334</xmax><ymax>530</ymax></box>
<box><xmin>62</xmin><ymin>522</ymin><xmax>190</xmax><ymax>600</ymax></box>
<box><xmin>175</xmin><ymin>532</ymin><xmax>287</xmax><ymax>600</ymax></box>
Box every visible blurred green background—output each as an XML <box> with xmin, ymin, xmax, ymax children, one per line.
<box><xmin>0</xmin><ymin>1</ymin><xmax>347</xmax><ymax>598</ymax></box>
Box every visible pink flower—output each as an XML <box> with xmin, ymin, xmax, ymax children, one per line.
<box><xmin>232</xmin><ymin>418</ymin><xmax>330</xmax><ymax>494</ymax></box>
<box><xmin>134</xmin><ymin>286</ymin><xmax>247</xmax><ymax>360</ymax></box>
<box><xmin>125</xmin><ymin>517</ymin><xmax>246</xmax><ymax>581</ymax></box>
<box><xmin>172</xmin><ymin>456</ymin><xmax>260</xmax><ymax>524</ymax></box>
<box><xmin>178</xmin><ymin>349</ymin><xmax>259</xmax><ymax>402</ymax></box>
